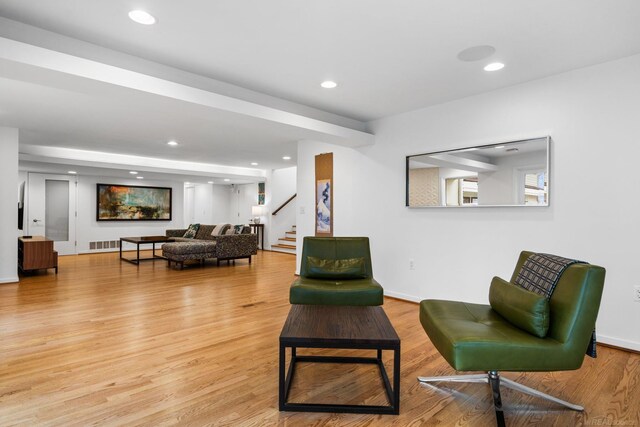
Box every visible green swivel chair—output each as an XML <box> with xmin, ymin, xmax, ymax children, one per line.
<box><xmin>289</xmin><ymin>237</ymin><xmax>384</xmax><ymax>306</ymax></box>
<box><xmin>418</xmin><ymin>251</ymin><xmax>605</xmax><ymax>426</ymax></box>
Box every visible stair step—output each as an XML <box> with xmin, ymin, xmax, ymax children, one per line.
<box><xmin>271</xmin><ymin>246</ymin><xmax>296</xmax><ymax>255</ymax></box>
<box><xmin>272</xmin><ymin>243</ymin><xmax>296</xmax><ymax>250</ymax></box>
<box><xmin>286</xmin><ymin>231</ymin><xmax>296</xmax><ymax>235</ymax></box>
<box><xmin>281</xmin><ymin>237</ymin><xmax>296</xmax><ymax>242</ymax></box>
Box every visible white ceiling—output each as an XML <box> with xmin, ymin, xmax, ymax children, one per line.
<box><xmin>1</xmin><ymin>1</ymin><xmax>640</xmax><ymax>181</ymax></box>
<box><xmin>1</xmin><ymin>0</ymin><xmax>640</xmax><ymax>121</ymax></box>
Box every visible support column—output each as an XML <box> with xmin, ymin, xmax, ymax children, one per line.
<box><xmin>0</xmin><ymin>127</ymin><xmax>19</xmax><ymax>283</ymax></box>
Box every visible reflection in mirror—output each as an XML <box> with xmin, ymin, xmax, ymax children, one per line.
<box><xmin>406</xmin><ymin>136</ymin><xmax>549</xmax><ymax>207</ymax></box>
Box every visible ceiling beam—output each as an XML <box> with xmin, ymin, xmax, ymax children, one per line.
<box><xmin>0</xmin><ymin>36</ymin><xmax>375</xmax><ymax>147</ymax></box>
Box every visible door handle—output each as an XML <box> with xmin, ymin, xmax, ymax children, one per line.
<box><xmin>33</xmin><ymin>219</ymin><xmax>43</xmax><ymax>223</ymax></box>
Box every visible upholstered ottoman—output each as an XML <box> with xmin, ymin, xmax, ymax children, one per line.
<box><xmin>162</xmin><ymin>241</ymin><xmax>217</xmax><ymax>269</ymax></box>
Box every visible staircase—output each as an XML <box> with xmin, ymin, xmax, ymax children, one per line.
<box><xmin>272</xmin><ymin>225</ymin><xmax>296</xmax><ymax>255</ymax></box>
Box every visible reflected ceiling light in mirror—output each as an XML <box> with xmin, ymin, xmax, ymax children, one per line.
<box><xmin>208</xmin><ymin>181</ymin><xmax>214</xmax><ymax>184</ymax></box>
<box><xmin>321</xmin><ymin>81</ymin><xmax>337</xmax><ymax>89</ymax></box>
<box><xmin>224</xmin><ymin>178</ymin><xmax>230</xmax><ymax>182</ymax></box>
<box><xmin>167</xmin><ymin>140</ymin><xmax>178</xmax><ymax>146</ymax></box>
<box><xmin>251</xmin><ymin>162</ymin><xmax>258</xmax><ymax>166</ymax></box>
<box><xmin>68</xmin><ymin>171</ymin><xmax>77</xmax><ymax>174</ymax></box>
<box><xmin>136</xmin><ymin>176</ymin><xmax>144</xmax><ymax>179</ymax></box>
<box><xmin>129</xmin><ymin>10</ymin><xmax>156</xmax><ymax>25</ymax></box>
<box><xmin>494</xmin><ymin>145</ymin><xmax>505</xmax><ymax>149</ymax></box>
<box><xmin>282</xmin><ymin>156</ymin><xmax>291</xmax><ymax>160</ymax></box>
<box><xmin>484</xmin><ymin>62</ymin><xmax>505</xmax><ymax>71</ymax></box>
<box><xmin>129</xmin><ymin>171</ymin><xmax>138</xmax><ymax>175</ymax></box>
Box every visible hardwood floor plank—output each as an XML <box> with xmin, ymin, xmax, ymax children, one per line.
<box><xmin>0</xmin><ymin>251</ymin><xmax>637</xmax><ymax>426</ymax></box>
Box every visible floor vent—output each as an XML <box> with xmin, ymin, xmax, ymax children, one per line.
<box><xmin>89</xmin><ymin>240</ymin><xmax>120</xmax><ymax>250</ymax></box>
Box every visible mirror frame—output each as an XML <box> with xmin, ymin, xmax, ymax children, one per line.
<box><xmin>405</xmin><ymin>136</ymin><xmax>550</xmax><ymax>208</ymax></box>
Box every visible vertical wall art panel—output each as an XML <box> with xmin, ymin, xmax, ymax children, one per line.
<box><xmin>258</xmin><ymin>182</ymin><xmax>265</xmax><ymax>205</ymax></box>
<box><xmin>315</xmin><ymin>153</ymin><xmax>333</xmax><ymax>236</ymax></box>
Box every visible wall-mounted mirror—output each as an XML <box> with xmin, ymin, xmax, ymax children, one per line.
<box><xmin>406</xmin><ymin>136</ymin><xmax>549</xmax><ymax>207</ymax></box>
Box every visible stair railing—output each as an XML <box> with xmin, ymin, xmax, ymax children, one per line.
<box><xmin>272</xmin><ymin>193</ymin><xmax>296</xmax><ymax>216</ymax></box>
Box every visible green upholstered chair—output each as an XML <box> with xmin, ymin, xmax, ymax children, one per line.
<box><xmin>289</xmin><ymin>237</ymin><xmax>384</xmax><ymax>306</ymax></box>
<box><xmin>418</xmin><ymin>251</ymin><xmax>605</xmax><ymax>426</ymax></box>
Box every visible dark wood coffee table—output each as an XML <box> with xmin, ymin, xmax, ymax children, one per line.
<box><xmin>279</xmin><ymin>305</ymin><xmax>401</xmax><ymax>414</ymax></box>
<box><xmin>119</xmin><ymin>236</ymin><xmax>174</xmax><ymax>265</ymax></box>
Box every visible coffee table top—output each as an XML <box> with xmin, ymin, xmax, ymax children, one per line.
<box><xmin>280</xmin><ymin>305</ymin><xmax>400</xmax><ymax>347</ymax></box>
<box><xmin>120</xmin><ymin>236</ymin><xmax>174</xmax><ymax>243</ymax></box>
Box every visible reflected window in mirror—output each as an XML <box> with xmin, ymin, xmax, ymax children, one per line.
<box><xmin>406</xmin><ymin>136</ymin><xmax>550</xmax><ymax>208</ymax></box>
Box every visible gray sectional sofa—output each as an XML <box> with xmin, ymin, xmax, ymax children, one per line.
<box><xmin>163</xmin><ymin>224</ymin><xmax>258</xmax><ymax>269</ymax></box>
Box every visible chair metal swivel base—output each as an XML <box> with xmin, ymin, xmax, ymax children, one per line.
<box><xmin>418</xmin><ymin>371</ymin><xmax>583</xmax><ymax>427</ymax></box>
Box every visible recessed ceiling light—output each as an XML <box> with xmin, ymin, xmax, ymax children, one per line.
<box><xmin>208</xmin><ymin>181</ymin><xmax>214</xmax><ymax>184</ymax></box>
<box><xmin>224</xmin><ymin>178</ymin><xmax>230</xmax><ymax>182</ymax></box>
<box><xmin>320</xmin><ymin>81</ymin><xmax>337</xmax><ymax>89</ymax></box>
<box><xmin>457</xmin><ymin>45</ymin><xmax>496</xmax><ymax>62</ymax></box>
<box><xmin>251</xmin><ymin>162</ymin><xmax>258</xmax><ymax>166</ymax></box>
<box><xmin>167</xmin><ymin>140</ymin><xmax>178</xmax><ymax>146</ymax></box>
<box><xmin>68</xmin><ymin>171</ymin><xmax>77</xmax><ymax>174</ymax></box>
<box><xmin>484</xmin><ymin>62</ymin><xmax>505</xmax><ymax>71</ymax></box>
<box><xmin>129</xmin><ymin>171</ymin><xmax>138</xmax><ymax>175</ymax></box>
<box><xmin>136</xmin><ymin>176</ymin><xmax>144</xmax><ymax>179</ymax></box>
<box><xmin>185</xmin><ymin>182</ymin><xmax>191</xmax><ymax>185</ymax></box>
<box><xmin>494</xmin><ymin>145</ymin><xmax>505</xmax><ymax>149</ymax></box>
<box><xmin>128</xmin><ymin>10</ymin><xmax>156</xmax><ymax>25</ymax></box>
<box><xmin>282</xmin><ymin>156</ymin><xmax>291</xmax><ymax>160</ymax></box>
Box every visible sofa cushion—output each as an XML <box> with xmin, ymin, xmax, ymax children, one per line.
<box><xmin>195</xmin><ymin>225</ymin><xmax>216</xmax><ymax>240</ymax></box>
<box><xmin>162</xmin><ymin>241</ymin><xmax>216</xmax><ymax>255</ymax></box>
<box><xmin>305</xmin><ymin>256</ymin><xmax>367</xmax><ymax>280</ymax></box>
<box><xmin>183</xmin><ymin>223</ymin><xmax>200</xmax><ymax>239</ymax></box>
<box><xmin>489</xmin><ymin>277</ymin><xmax>550</xmax><ymax>338</ymax></box>
<box><xmin>211</xmin><ymin>223</ymin><xmax>231</xmax><ymax>236</ymax></box>
<box><xmin>233</xmin><ymin>224</ymin><xmax>250</xmax><ymax>234</ymax></box>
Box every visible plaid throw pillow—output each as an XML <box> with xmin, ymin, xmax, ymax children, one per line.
<box><xmin>183</xmin><ymin>223</ymin><xmax>200</xmax><ymax>239</ymax></box>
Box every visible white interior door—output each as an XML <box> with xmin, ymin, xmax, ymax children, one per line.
<box><xmin>27</xmin><ymin>173</ymin><xmax>77</xmax><ymax>255</ymax></box>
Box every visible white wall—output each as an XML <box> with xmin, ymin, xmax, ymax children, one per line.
<box><xmin>0</xmin><ymin>127</ymin><xmax>19</xmax><ymax>283</ymax></box>
<box><xmin>76</xmin><ymin>175</ymin><xmax>184</xmax><ymax>253</ymax></box>
<box><xmin>184</xmin><ymin>184</ymin><xmax>235</xmax><ymax>226</ymax></box>
<box><xmin>231</xmin><ymin>183</ymin><xmax>260</xmax><ymax>224</ymax></box>
<box><xmin>268</xmin><ymin>167</ymin><xmax>297</xmax><ymax>249</ymax></box>
<box><xmin>297</xmin><ymin>53</ymin><xmax>640</xmax><ymax>351</ymax></box>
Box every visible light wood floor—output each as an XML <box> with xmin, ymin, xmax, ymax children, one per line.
<box><xmin>1</xmin><ymin>251</ymin><xmax>638</xmax><ymax>426</ymax></box>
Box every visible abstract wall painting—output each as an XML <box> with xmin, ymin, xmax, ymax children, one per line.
<box><xmin>315</xmin><ymin>153</ymin><xmax>333</xmax><ymax>236</ymax></box>
<box><xmin>97</xmin><ymin>184</ymin><xmax>172</xmax><ymax>221</ymax></box>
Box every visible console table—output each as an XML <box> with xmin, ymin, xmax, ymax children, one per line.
<box><xmin>249</xmin><ymin>223</ymin><xmax>264</xmax><ymax>250</ymax></box>
<box><xmin>18</xmin><ymin>236</ymin><xmax>58</xmax><ymax>274</ymax></box>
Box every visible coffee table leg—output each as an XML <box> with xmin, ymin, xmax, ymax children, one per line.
<box><xmin>137</xmin><ymin>244</ymin><xmax>140</xmax><ymax>264</ymax></box>
<box><xmin>393</xmin><ymin>345</ymin><xmax>401</xmax><ymax>414</ymax></box>
<box><xmin>279</xmin><ymin>343</ymin><xmax>286</xmax><ymax>410</ymax></box>
<box><xmin>119</xmin><ymin>239</ymin><xmax>123</xmax><ymax>260</ymax></box>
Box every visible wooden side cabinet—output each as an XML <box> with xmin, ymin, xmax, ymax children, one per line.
<box><xmin>18</xmin><ymin>236</ymin><xmax>58</xmax><ymax>274</ymax></box>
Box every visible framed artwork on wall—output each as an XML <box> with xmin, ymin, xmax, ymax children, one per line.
<box><xmin>258</xmin><ymin>182</ymin><xmax>265</xmax><ymax>205</ymax></box>
<box><xmin>96</xmin><ymin>184</ymin><xmax>172</xmax><ymax>221</ymax></box>
<box><xmin>315</xmin><ymin>153</ymin><xmax>333</xmax><ymax>236</ymax></box>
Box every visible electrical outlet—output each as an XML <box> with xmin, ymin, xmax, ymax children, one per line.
<box><xmin>409</xmin><ymin>259</ymin><xmax>415</xmax><ymax>270</ymax></box>
<box><xmin>634</xmin><ymin>286</ymin><xmax>640</xmax><ymax>302</ymax></box>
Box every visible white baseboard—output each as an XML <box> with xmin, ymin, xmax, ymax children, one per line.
<box><xmin>0</xmin><ymin>276</ymin><xmax>19</xmax><ymax>284</ymax></box>
<box><xmin>384</xmin><ymin>290</ymin><xmax>421</xmax><ymax>303</ymax></box>
<box><xmin>597</xmin><ymin>335</ymin><xmax>640</xmax><ymax>352</ymax></box>
<box><xmin>383</xmin><ymin>291</ymin><xmax>640</xmax><ymax>352</ymax></box>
